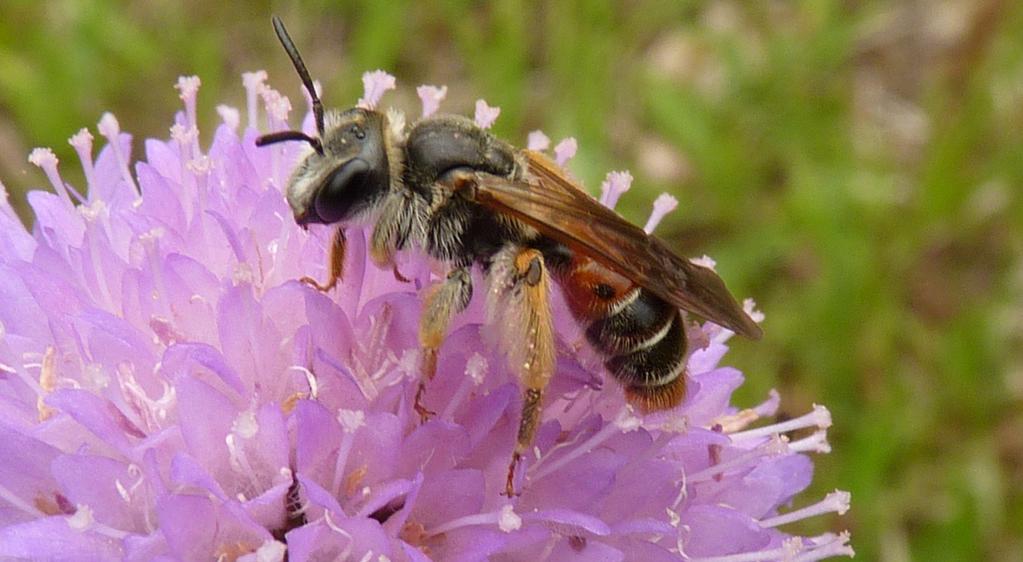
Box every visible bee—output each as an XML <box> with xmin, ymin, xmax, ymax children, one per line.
<box><xmin>257</xmin><ymin>16</ymin><xmax>762</xmax><ymax>497</ymax></box>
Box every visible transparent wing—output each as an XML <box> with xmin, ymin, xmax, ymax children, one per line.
<box><xmin>473</xmin><ymin>150</ymin><xmax>762</xmax><ymax>339</ymax></box>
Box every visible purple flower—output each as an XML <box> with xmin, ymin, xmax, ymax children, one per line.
<box><xmin>0</xmin><ymin>72</ymin><xmax>853</xmax><ymax>561</ymax></box>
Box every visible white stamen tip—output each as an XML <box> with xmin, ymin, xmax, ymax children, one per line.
<box><xmin>644</xmin><ymin>193</ymin><xmax>679</xmax><ymax>234</ymax></box>
<box><xmin>614</xmin><ymin>407</ymin><xmax>642</xmax><ymax>432</ymax></box>
<box><xmin>97</xmin><ymin>113</ymin><xmax>121</xmax><ymax>138</ymax></box>
<box><xmin>690</xmin><ymin>255</ymin><xmax>717</xmax><ymax>271</ymax></box>
<box><xmin>783</xmin><ymin>537</ymin><xmax>804</xmax><ymax>559</ymax></box>
<box><xmin>829</xmin><ymin>490</ymin><xmax>852</xmax><ymax>516</ymax></box>
<box><xmin>79</xmin><ymin>199</ymin><xmax>107</xmax><ymax>222</ymax></box>
<box><xmin>527</xmin><ymin>130</ymin><xmax>550</xmax><ymax>151</ymax></box>
<box><xmin>358</xmin><ymin>70</ymin><xmax>396</xmax><ymax>110</ymax></box>
<box><xmin>338</xmin><ymin>409</ymin><xmax>366</xmax><ymax>434</ymax></box>
<box><xmin>138</xmin><ymin>227</ymin><xmax>165</xmax><ymax>245</ymax></box>
<box><xmin>812</xmin><ymin>405</ymin><xmax>832</xmax><ymax>429</ymax></box>
<box><xmin>599</xmin><ymin>170</ymin><xmax>633</xmax><ymax>209</ymax></box>
<box><xmin>791</xmin><ymin>429</ymin><xmax>832</xmax><ymax>454</ymax></box>
<box><xmin>69</xmin><ymin>128</ymin><xmax>93</xmax><ymax>150</ymax></box>
<box><xmin>262</xmin><ymin>88</ymin><xmax>292</xmax><ymax>122</ymax></box>
<box><xmin>474</xmin><ymin>99</ymin><xmax>501</xmax><ymax>129</ymax></box>
<box><xmin>416</xmin><ymin>84</ymin><xmax>447</xmax><ymax>118</ymax></box>
<box><xmin>465</xmin><ymin>353</ymin><xmax>488</xmax><ymax>386</ymax></box>
<box><xmin>497</xmin><ymin>504</ymin><xmax>521</xmax><ymax>533</ymax></box>
<box><xmin>232</xmin><ymin>409</ymin><xmax>259</xmax><ymax>439</ymax></box>
<box><xmin>187</xmin><ymin>156</ymin><xmax>212</xmax><ymax>175</ymax></box>
<box><xmin>217</xmin><ymin>105</ymin><xmax>241</xmax><ymax>131</ymax></box>
<box><xmin>242</xmin><ymin>70</ymin><xmax>268</xmax><ymax>92</ymax></box>
<box><xmin>170</xmin><ymin>124</ymin><xmax>197</xmax><ymax>146</ymax></box>
<box><xmin>255</xmin><ymin>540</ymin><xmax>287</xmax><ymax>562</ymax></box>
<box><xmin>175</xmin><ymin>75</ymin><xmax>201</xmax><ymax>99</ymax></box>
<box><xmin>243</xmin><ymin>70</ymin><xmax>269</xmax><ymax>128</ymax></box>
<box><xmin>743</xmin><ymin>298</ymin><xmax>765</xmax><ymax>324</ymax></box>
<box><xmin>759</xmin><ymin>490</ymin><xmax>852</xmax><ymax>529</ymax></box>
<box><xmin>766</xmin><ymin>434</ymin><xmax>790</xmax><ymax>455</ymax></box>
<box><xmin>67</xmin><ymin>504</ymin><xmax>94</xmax><ymax>531</ymax></box>
<box><xmin>28</xmin><ymin>148</ymin><xmax>58</xmax><ymax>168</ymax></box>
<box><xmin>554</xmin><ymin>137</ymin><xmax>578</xmax><ymax>167</ymax></box>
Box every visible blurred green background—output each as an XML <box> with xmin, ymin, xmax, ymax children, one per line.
<box><xmin>2</xmin><ymin>1</ymin><xmax>1021</xmax><ymax>559</ymax></box>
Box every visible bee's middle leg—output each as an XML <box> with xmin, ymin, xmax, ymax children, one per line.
<box><xmin>416</xmin><ymin>267</ymin><xmax>473</xmax><ymax>421</ymax></box>
<box><xmin>301</xmin><ymin>228</ymin><xmax>346</xmax><ymax>292</ymax></box>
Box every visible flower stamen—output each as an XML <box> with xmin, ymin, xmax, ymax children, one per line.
<box><xmin>759</xmin><ymin>490</ymin><xmax>851</xmax><ymax>528</ymax></box>
<box><xmin>527</xmin><ymin>130</ymin><xmax>551</xmax><ymax>151</ymax></box>
<box><xmin>644</xmin><ymin>193</ymin><xmax>679</xmax><ymax>234</ymax></box>
<box><xmin>728</xmin><ymin>405</ymin><xmax>831</xmax><ymax>442</ymax></box>
<box><xmin>440</xmin><ymin>352</ymin><xmax>487</xmax><ymax>421</ymax></box>
<box><xmin>96</xmin><ymin>113</ymin><xmax>139</xmax><ymax>195</ymax></box>
<box><xmin>599</xmin><ymin>171</ymin><xmax>632</xmax><ymax>210</ymax></box>
<box><xmin>425</xmin><ymin>504</ymin><xmax>521</xmax><ymax>536</ymax></box>
<box><xmin>28</xmin><ymin>148</ymin><xmax>75</xmax><ymax>205</ymax></box>
<box><xmin>474</xmin><ymin>100</ymin><xmax>500</xmax><ymax>129</ymax></box>
<box><xmin>554</xmin><ymin>138</ymin><xmax>578</xmax><ymax>167</ymax></box>
<box><xmin>687</xmin><ymin>435</ymin><xmax>788</xmax><ymax>484</ymax></box>
<box><xmin>417</xmin><ymin>85</ymin><xmax>447</xmax><ymax>118</ymax></box>
<box><xmin>242</xmin><ymin>71</ymin><xmax>268</xmax><ymax>129</ymax></box>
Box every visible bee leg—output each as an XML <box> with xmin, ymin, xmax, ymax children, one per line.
<box><xmin>494</xmin><ymin>247</ymin><xmax>556</xmax><ymax>497</ymax></box>
<box><xmin>300</xmin><ymin>228</ymin><xmax>346</xmax><ymax>292</ymax></box>
<box><xmin>416</xmin><ymin>267</ymin><xmax>473</xmax><ymax>422</ymax></box>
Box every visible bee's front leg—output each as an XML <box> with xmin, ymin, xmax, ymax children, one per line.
<box><xmin>416</xmin><ymin>267</ymin><xmax>473</xmax><ymax>421</ymax></box>
<box><xmin>301</xmin><ymin>227</ymin><xmax>346</xmax><ymax>292</ymax></box>
<box><xmin>489</xmin><ymin>246</ymin><xmax>556</xmax><ymax>497</ymax></box>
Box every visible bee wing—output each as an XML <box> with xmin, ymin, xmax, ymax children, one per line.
<box><xmin>473</xmin><ymin>150</ymin><xmax>763</xmax><ymax>339</ymax></box>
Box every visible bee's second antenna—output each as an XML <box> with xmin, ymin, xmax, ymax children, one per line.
<box><xmin>271</xmin><ymin>15</ymin><xmax>325</xmax><ymax>138</ymax></box>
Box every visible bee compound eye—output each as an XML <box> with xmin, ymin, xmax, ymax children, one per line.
<box><xmin>315</xmin><ymin>157</ymin><xmax>372</xmax><ymax>223</ymax></box>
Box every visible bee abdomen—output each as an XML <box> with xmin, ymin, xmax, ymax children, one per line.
<box><xmin>600</xmin><ymin>300</ymin><xmax>686</xmax><ymax>388</ymax></box>
<box><xmin>549</xmin><ymin>250</ymin><xmax>689</xmax><ymax>410</ymax></box>
<box><xmin>585</xmin><ymin>288</ymin><xmax>673</xmax><ymax>354</ymax></box>
<box><xmin>588</xmin><ymin>288</ymin><xmax>688</xmax><ymax>411</ymax></box>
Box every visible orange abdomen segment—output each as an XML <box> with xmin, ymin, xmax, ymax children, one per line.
<box><xmin>551</xmin><ymin>253</ymin><xmax>688</xmax><ymax>411</ymax></box>
<box><xmin>558</xmin><ymin>257</ymin><xmax>635</xmax><ymax>321</ymax></box>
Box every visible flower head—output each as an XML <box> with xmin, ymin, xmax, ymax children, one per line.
<box><xmin>0</xmin><ymin>73</ymin><xmax>852</xmax><ymax>560</ymax></box>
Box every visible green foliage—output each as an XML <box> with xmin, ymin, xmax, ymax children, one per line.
<box><xmin>2</xmin><ymin>1</ymin><xmax>1021</xmax><ymax>559</ymax></box>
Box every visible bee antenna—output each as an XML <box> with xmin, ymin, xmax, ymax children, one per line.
<box><xmin>255</xmin><ymin>130</ymin><xmax>323</xmax><ymax>154</ymax></box>
<box><xmin>271</xmin><ymin>15</ymin><xmax>325</xmax><ymax>139</ymax></box>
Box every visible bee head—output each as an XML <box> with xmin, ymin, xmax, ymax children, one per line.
<box><xmin>282</xmin><ymin>108</ymin><xmax>390</xmax><ymax>225</ymax></box>
<box><xmin>255</xmin><ymin>16</ymin><xmax>394</xmax><ymax>226</ymax></box>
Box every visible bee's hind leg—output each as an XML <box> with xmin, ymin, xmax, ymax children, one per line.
<box><xmin>301</xmin><ymin>228</ymin><xmax>346</xmax><ymax>292</ymax></box>
<box><xmin>490</xmin><ymin>246</ymin><xmax>556</xmax><ymax>497</ymax></box>
<box><xmin>416</xmin><ymin>267</ymin><xmax>473</xmax><ymax>421</ymax></box>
